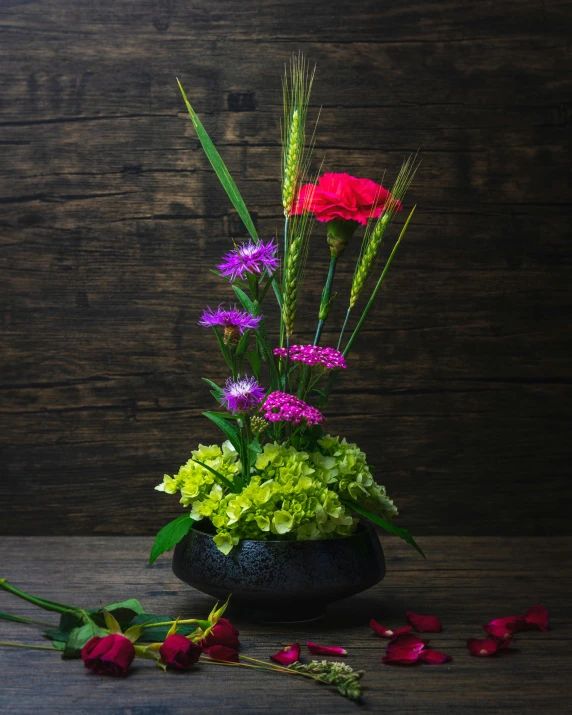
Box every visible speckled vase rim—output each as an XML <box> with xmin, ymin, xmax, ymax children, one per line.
<box><xmin>189</xmin><ymin>520</ymin><xmax>373</xmax><ymax>545</ymax></box>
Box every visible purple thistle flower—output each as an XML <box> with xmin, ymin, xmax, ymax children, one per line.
<box><xmin>261</xmin><ymin>391</ymin><xmax>324</xmax><ymax>426</ymax></box>
<box><xmin>273</xmin><ymin>344</ymin><xmax>347</xmax><ymax>370</ymax></box>
<box><xmin>198</xmin><ymin>305</ymin><xmax>261</xmax><ymax>334</ymax></box>
<box><xmin>217</xmin><ymin>239</ymin><xmax>279</xmax><ymax>282</ymax></box>
<box><xmin>222</xmin><ymin>376</ymin><xmax>266</xmax><ymax>414</ymax></box>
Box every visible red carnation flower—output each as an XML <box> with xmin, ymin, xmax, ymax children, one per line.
<box><xmin>293</xmin><ymin>172</ymin><xmax>399</xmax><ymax>226</ymax></box>
<box><xmin>159</xmin><ymin>634</ymin><xmax>202</xmax><ymax>670</ymax></box>
<box><xmin>81</xmin><ymin>634</ymin><xmax>135</xmax><ymax>677</ymax></box>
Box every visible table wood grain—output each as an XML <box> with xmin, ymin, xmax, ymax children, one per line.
<box><xmin>0</xmin><ymin>536</ymin><xmax>570</xmax><ymax>713</ymax></box>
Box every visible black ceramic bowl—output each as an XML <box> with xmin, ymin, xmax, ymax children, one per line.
<box><xmin>172</xmin><ymin>522</ymin><xmax>385</xmax><ymax>622</ymax></box>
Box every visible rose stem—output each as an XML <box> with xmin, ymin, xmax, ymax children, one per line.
<box><xmin>0</xmin><ymin>641</ymin><xmax>60</xmax><ymax>651</ymax></box>
<box><xmin>0</xmin><ymin>579</ymin><xmax>76</xmax><ymax>614</ymax></box>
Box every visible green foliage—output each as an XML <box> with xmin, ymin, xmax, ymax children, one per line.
<box><xmin>149</xmin><ymin>514</ymin><xmax>194</xmax><ymax>566</ymax></box>
<box><xmin>203</xmin><ymin>411</ymin><xmax>242</xmax><ymax>453</ymax></box>
<box><xmin>178</xmin><ymin>79</ymin><xmax>258</xmax><ymax>241</ymax></box>
<box><xmin>128</xmin><ymin>613</ymin><xmax>198</xmax><ymax>642</ymax></box>
<box><xmin>157</xmin><ymin>436</ymin><xmax>405</xmax><ymax>555</ymax></box>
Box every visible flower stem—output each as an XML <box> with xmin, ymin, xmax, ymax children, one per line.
<box><xmin>140</xmin><ymin>618</ymin><xmax>208</xmax><ymax>630</ymax></box>
<box><xmin>0</xmin><ymin>641</ymin><xmax>60</xmax><ymax>651</ymax></box>
<box><xmin>337</xmin><ymin>308</ymin><xmax>351</xmax><ymax>351</ymax></box>
<box><xmin>0</xmin><ymin>579</ymin><xmax>75</xmax><ymax>614</ymax></box>
<box><xmin>0</xmin><ymin>612</ymin><xmax>55</xmax><ymax>627</ymax></box>
<box><xmin>314</xmin><ymin>255</ymin><xmax>337</xmax><ymax>346</ymax></box>
<box><xmin>343</xmin><ymin>206</ymin><xmax>415</xmax><ymax>357</ymax></box>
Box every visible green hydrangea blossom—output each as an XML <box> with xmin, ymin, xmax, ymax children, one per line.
<box><xmin>156</xmin><ymin>436</ymin><xmax>396</xmax><ymax>554</ymax></box>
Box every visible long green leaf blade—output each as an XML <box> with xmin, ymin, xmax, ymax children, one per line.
<box><xmin>190</xmin><ymin>457</ymin><xmax>238</xmax><ymax>493</ymax></box>
<box><xmin>202</xmin><ymin>411</ymin><xmax>241</xmax><ymax>453</ymax></box>
<box><xmin>149</xmin><ymin>514</ymin><xmax>194</xmax><ymax>566</ymax></box>
<box><xmin>178</xmin><ymin>79</ymin><xmax>258</xmax><ymax>241</ymax></box>
<box><xmin>341</xmin><ymin>498</ymin><xmax>425</xmax><ymax>558</ymax></box>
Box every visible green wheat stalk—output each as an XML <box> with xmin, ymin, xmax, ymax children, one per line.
<box><xmin>337</xmin><ymin>156</ymin><xmax>420</xmax><ymax>349</ymax></box>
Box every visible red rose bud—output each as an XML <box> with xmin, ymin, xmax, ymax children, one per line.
<box><xmin>524</xmin><ymin>604</ymin><xmax>549</xmax><ymax>632</ymax></box>
<box><xmin>202</xmin><ymin>617</ymin><xmax>240</xmax><ymax>650</ymax></box>
<box><xmin>270</xmin><ymin>642</ymin><xmax>300</xmax><ymax>666</ymax></box>
<box><xmin>467</xmin><ymin>637</ymin><xmax>500</xmax><ymax>657</ymax></box>
<box><xmin>419</xmin><ymin>649</ymin><xmax>452</xmax><ymax>665</ymax></box>
<box><xmin>307</xmin><ymin>641</ymin><xmax>347</xmax><ymax>656</ymax></box>
<box><xmin>209</xmin><ymin>645</ymin><xmax>239</xmax><ymax>662</ymax></box>
<box><xmin>406</xmin><ymin>611</ymin><xmax>442</xmax><ymax>633</ymax></box>
<box><xmin>369</xmin><ymin>619</ymin><xmax>413</xmax><ymax>638</ymax></box>
<box><xmin>159</xmin><ymin>634</ymin><xmax>202</xmax><ymax>670</ymax></box>
<box><xmin>81</xmin><ymin>634</ymin><xmax>135</xmax><ymax>677</ymax></box>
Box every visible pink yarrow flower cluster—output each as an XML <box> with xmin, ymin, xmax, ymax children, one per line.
<box><xmin>217</xmin><ymin>239</ymin><xmax>279</xmax><ymax>282</ymax></box>
<box><xmin>261</xmin><ymin>391</ymin><xmax>324</xmax><ymax>426</ymax></box>
<box><xmin>273</xmin><ymin>344</ymin><xmax>347</xmax><ymax>370</ymax></box>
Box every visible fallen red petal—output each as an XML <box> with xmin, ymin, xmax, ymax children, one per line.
<box><xmin>369</xmin><ymin>619</ymin><xmax>413</xmax><ymax>638</ymax></box>
<box><xmin>419</xmin><ymin>649</ymin><xmax>452</xmax><ymax>664</ymax></box>
<box><xmin>524</xmin><ymin>605</ymin><xmax>549</xmax><ymax>632</ymax></box>
<box><xmin>467</xmin><ymin>638</ymin><xmax>499</xmax><ymax>657</ymax></box>
<box><xmin>307</xmin><ymin>641</ymin><xmax>347</xmax><ymax>656</ymax></box>
<box><xmin>270</xmin><ymin>642</ymin><xmax>301</xmax><ymax>666</ymax></box>
<box><xmin>406</xmin><ymin>611</ymin><xmax>442</xmax><ymax>633</ymax></box>
<box><xmin>387</xmin><ymin>632</ymin><xmax>427</xmax><ymax>652</ymax></box>
<box><xmin>483</xmin><ymin>615</ymin><xmax>526</xmax><ymax>640</ymax></box>
<box><xmin>382</xmin><ymin>646</ymin><xmax>421</xmax><ymax>665</ymax></box>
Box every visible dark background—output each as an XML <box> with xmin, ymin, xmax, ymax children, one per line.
<box><xmin>1</xmin><ymin>0</ymin><xmax>571</xmax><ymax>536</ymax></box>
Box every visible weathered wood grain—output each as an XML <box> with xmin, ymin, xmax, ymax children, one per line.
<box><xmin>1</xmin><ymin>0</ymin><xmax>571</xmax><ymax>535</ymax></box>
<box><xmin>0</xmin><ymin>536</ymin><xmax>570</xmax><ymax>713</ymax></box>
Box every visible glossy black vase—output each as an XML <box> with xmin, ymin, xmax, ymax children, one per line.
<box><xmin>172</xmin><ymin>522</ymin><xmax>385</xmax><ymax>622</ymax></box>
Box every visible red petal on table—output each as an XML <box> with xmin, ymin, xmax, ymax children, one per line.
<box><xmin>209</xmin><ymin>645</ymin><xmax>239</xmax><ymax>662</ymax></box>
<box><xmin>270</xmin><ymin>642</ymin><xmax>301</xmax><ymax>666</ymax></box>
<box><xmin>419</xmin><ymin>649</ymin><xmax>452</xmax><ymax>664</ymax></box>
<box><xmin>483</xmin><ymin>616</ymin><xmax>526</xmax><ymax>639</ymax></box>
<box><xmin>382</xmin><ymin>646</ymin><xmax>421</xmax><ymax>665</ymax></box>
<box><xmin>406</xmin><ymin>611</ymin><xmax>442</xmax><ymax>633</ymax></box>
<box><xmin>467</xmin><ymin>638</ymin><xmax>499</xmax><ymax>657</ymax></box>
<box><xmin>524</xmin><ymin>605</ymin><xmax>549</xmax><ymax>632</ymax></box>
<box><xmin>387</xmin><ymin>632</ymin><xmax>427</xmax><ymax>652</ymax></box>
<box><xmin>370</xmin><ymin>619</ymin><xmax>413</xmax><ymax>638</ymax></box>
<box><xmin>307</xmin><ymin>641</ymin><xmax>347</xmax><ymax>656</ymax></box>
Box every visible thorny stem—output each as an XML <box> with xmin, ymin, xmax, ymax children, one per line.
<box><xmin>0</xmin><ymin>613</ymin><xmax>56</xmax><ymax>627</ymax></box>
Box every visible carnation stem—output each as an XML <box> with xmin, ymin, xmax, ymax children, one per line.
<box><xmin>0</xmin><ymin>579</ymin><xmax>76</xmax><ymax>614</ymax></box>
<box><xmin>314</xmin><ymin>255</ymin><xmax>337</xmax><ymax>346</ymax></box>
<box><xmin>342</xmin><ymin>206</ymin><xmax>415</xmax><ymax>357</ymax></box>
<box><xmin>0</xmin><ymin>641</ymin><xmax>60</xmax><ymax>651</ymax></box>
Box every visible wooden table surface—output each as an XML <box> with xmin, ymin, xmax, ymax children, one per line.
<box><xmin>1</xmin><ymin>536</ymin><xmax>570</xmax><ymax>714</ymax></box>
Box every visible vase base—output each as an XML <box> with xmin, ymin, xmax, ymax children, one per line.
<box><xmin>229</xmin><ymin>601</ymin><xmax>326</xmax><ymax>624</ymax></box>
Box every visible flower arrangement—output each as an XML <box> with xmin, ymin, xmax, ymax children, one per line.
<box><xmin>151</xmin><ymin>54</ymin><xmax>423</xmax><ymax>563</ymax></box>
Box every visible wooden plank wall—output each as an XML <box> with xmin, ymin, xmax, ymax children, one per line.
<box><xmin>1</xmin><ymin>0</ymin><xmax>571</xmax><ymax>535</ymax></box>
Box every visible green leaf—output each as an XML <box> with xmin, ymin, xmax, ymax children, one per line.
<box><xmin>190</xmin><ymin>457</ymin><xmax>238</xmax><ymax>493</ymax></box>
<box><xmin>128</xmin><ymin>614</ymin><xmax>198</xmax><ymax>643</ymax></box>
<box><xmin>178</xmin><ymin>79</ymin><xmax>258</xmax><ymax>242</ymax></box>
<box><xmin>235</xmin><ymin>330</ymin><xmax>251</xmax><ymax>356</ymax></box>
<box><xmin>212</xmin><ymin>327</ymin><xmax>233</xmax><ymax>372</ymax></box>
<box><xmin>245</xmin><ymin>350</ymin><xmax>261</xmax><ymax>379</ymax></box>
<box><xmin>202</xmin><ymin>377</ymin><xmax>224</xmax><ymax>396</ymax></box>
<box><xmin>248</xmin><ymin>438</ymin><xmax>262</xmax><ymax>454</ymax></box>
<box><xmin>232</xmin><ymin>284</ymin><xmax>257</xmax><ymax>315</ymax></box>
<box><xmin>90</xmin><ymin>599</ymin><xmax>145</xmax><ymax>629</ymax></box>
<box><xmin>63</xmin><ymin>620</ymin><xmax>108</xmax><ymax>659</ymax></box>
<box><xmin>203</xmin><ymin>411</ymin><xmax>241</xmax><ymax>453</ymax></box>
<box><xmin>341</xmin><ymin>499</ymin><xmax>426</xmax><ymax>559</ymax></box>
<box><xmin>149</xmin><ymin>514</ymin><xmax>194</xmax><ymax>566</ymax></box>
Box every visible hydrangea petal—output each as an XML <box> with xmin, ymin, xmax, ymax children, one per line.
<box><xmin>406</xmin><ymin>611</ymin><xmax>442</xmax><ymax>633</ymax></box>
